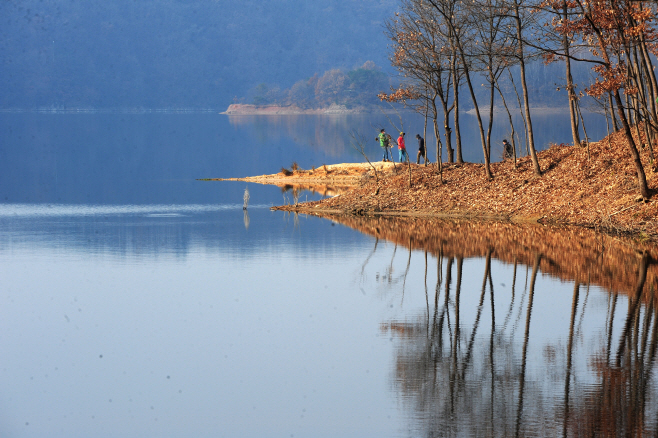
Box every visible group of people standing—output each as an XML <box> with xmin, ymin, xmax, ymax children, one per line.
<box><xmin>377</xmin><ymin>128</ymin><xmax>427</xmax><ymax>165</ymax></box>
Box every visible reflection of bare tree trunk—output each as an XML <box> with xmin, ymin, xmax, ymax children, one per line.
<box><xmin>502</xmin><ymin>260</ymin><xmax>518</xmax><ymax>332</ymax></box>
<box><xmin>562</xmin><ymin>282</ymin><xmax>580</xmax><ymax>438</ymax></box>
<box><xmin>575</xmin><ymin>280</ymin><xmax>590</xmax><ymax>339</ymax></box>
<box><xmin>455</xmin><ymin>256</ymin><xmax>463</xmax><ymax>348</ymax></box>
<box><xmin>489</xmin><ymin>259</ymin><xmax>496</xmax><ymax>432</ymax></box>
<box><xmin>645</xmin><ymin>299</ymin><xmax>658</xmax><ymax>383</ymax></box>
<box><xmin>616</xmin><ymin>253</ymin><xmax>649</xmax><ymax>367</ymax></box>
<box><xmin>451</xmin><ymin>255</ymin><xmax>463</xmax><ymax>414</ymax></box>
<box><xmin>515</xmin><ymin>253</ymin><xmax>540</xmax><ymax>438</ymax></box>
<box><xmin>389</xmin><ymin>244</ymin><xmax>398</xmax><ymax>284</ymax></box>
<box><xmin>446</xmin><ymin>257</ymin><xmax>453</xmax><ymax>329</ymax></box>
<box><xmin>432</xmin><ymin>249</ymin><xmax>443</xmax><ymax>350</ymax></box>
<box><xmin>401</xmin><ymin>238</ymin><xmax>412</xmax><ymax>305</ymax></box>
<box><xmin>463</xmin><ymin>248</ymin><xmax>491</xmax><ymax>377</ymax></box>
<box><xmin>360</xmin><ymin>237</ymin><xmax>379</xmax><ymax>278</ymax></box>
<box><xmin>431</xmin><ymin>249</ymin><xmax>444</xmax><ymax>397</ymax></box>
<box><xmin>425</xmin><ymin>251</ymin><xmax>429</xmax><ymax>329</ymax></box>
<box><xmin>438</xmin><ymin>257</ymin><xmax>453</xmax><ymax>350</ymax></box>
<box><xmin>606</xmin><ymin>293</ymin><xmax>618</xmax><ymax>364</ymax></box>
<box><xmin>639</xmin><ymin>292</ymin><xmax>653</xmax><ymax>362</ymax></box>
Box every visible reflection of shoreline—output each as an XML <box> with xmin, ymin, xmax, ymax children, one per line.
<box><xmin>380</xmin><ymin>238</ymin><xmax>657</xmax><ymax>437</ymax></box>
<box><xmin>317</xmin><ymin>213</ymin><xmax>658</xmax><ymax>298</ymax></box>
<box><xmin>222</xmin><ymin>103</ymin><xmax>379</xmax><ymax>115</ymax></box>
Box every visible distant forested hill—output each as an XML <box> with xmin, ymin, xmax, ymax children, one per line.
<box><xmin>0</xmin><ymin>0</ymin><xmax>597</xmax><ymax>110</ymax></box>
<box><xmin>240</xmin><ymin>61</ymin><xmax>391</xmax><ymax>109</ymax></box>
<box><xmin>0</xmin><ymin>0</ymin><xmax>397</xmax><ymax>109</ymax></box>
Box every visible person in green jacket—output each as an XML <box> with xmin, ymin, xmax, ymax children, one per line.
<box><xmin>377</xmin><ymin>128</ymin><xmax>391</xmax><ymax>162</ymax></box>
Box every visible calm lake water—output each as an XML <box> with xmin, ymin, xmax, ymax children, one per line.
<box><xmin>0</xmin><ymin>111</ymin><xmax>655</xmax><ymax>438</ymax></box>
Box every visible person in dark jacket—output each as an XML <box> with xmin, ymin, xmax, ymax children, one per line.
<box><xmin>503</xmin><ymin>139</ymin><xmax>513</xmax><ymax>160</ymax></box>
<box><xmin>416</xmin><ymin>134</ymin><xmax>428</xmax><ymax>165</ymax></box>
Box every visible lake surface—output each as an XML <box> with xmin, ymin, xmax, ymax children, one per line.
<box><xmin>0</xmin><ymin>111</ymin><xmax>655</xmax><ymax>438</ymax></box>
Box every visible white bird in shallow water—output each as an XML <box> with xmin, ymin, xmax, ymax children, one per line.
<box><xmin>243</xmin><ymin>186</ymin><xmax>250</xmax><ymax>210</ymax></box>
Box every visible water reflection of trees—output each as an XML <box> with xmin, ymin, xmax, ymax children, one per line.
<box><xmin>323</xmin><ymin>214</ymin><xmax>658</xmax><ymax>437</ymax></box>
<box><xmin>228</xmin><ymin>114</ymin><xmax>371</xmax><ymax>158</ymax></box>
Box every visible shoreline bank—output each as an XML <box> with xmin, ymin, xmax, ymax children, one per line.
<box><xmin>209</xmin><ymin>129</ymin><xmax>657</xmax><ymax>242</ymax></box>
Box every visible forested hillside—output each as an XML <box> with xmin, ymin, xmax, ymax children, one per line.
<box><xmin>0</xmin><ymin>0</ymin><xmax>397</xmax><ymax>109</ymax></box>
<box><xmin>1</xmin><ymin>0</ymin><xmax>595</xmax><ymax>110</ymax></box>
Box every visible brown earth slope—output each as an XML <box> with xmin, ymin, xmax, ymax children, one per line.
<box><xmin>265</xmin><ymin>129</ymin><xmax>658</xmax><ymax>241</ymax></box>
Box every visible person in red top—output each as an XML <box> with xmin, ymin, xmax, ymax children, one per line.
<box><xmin>397</xmin><ymin>132</ymin><xmax>409</xmax><ymax>163</ymax></box>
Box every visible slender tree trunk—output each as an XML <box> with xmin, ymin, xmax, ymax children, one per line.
<box><xmin>486</xmin><ymin>66</ymin><xmax>495</xmax><ymax>160</ymax></box>
<box><xmin>427</xmin><ymin>0</ymin><xmax>490</xmax><ymax>176</ymax></box>
<box><xmin>614</xmin><ymin>90</ymin><xmax>651</xmax><ymax>198</ymax></box>
<box><xmin>433</xmin><ymin>102</ymin><xmax>444</xmax><ymax>179</ymax></box>
<box><xmin>609</xmin><ymin>92</ymin><xmax>619</xmax><ymax>131</ymax></box>
<box><xmin>424</xmin><ymin>93</ymin><xmax>429</xmax><ymax>166</ymax></box>
<box><xmin>508</xmin><ymin>69</ymin><xmax>529</xmax><ymax>155</ymax></box>
<box><xmin>463</xmin><ymin>67</ymin><xmax>491</xmax><ymax>176</ymax></box>
<box><xmin>496</xmin><ymin>80</ymin><xmax>517</xmax><ymax>164</ymax></box>
<box><xmin>563</xmin><ymin>1</ymin><xmax>581</xmax><ymax>146</ymax></box>
<box><xmin>452</xmin><ymin>54</ymin><xmax>464</xmax><ymax>163</ymax></box>
<box><xmin>582</xmin><ymin>10</ymin><xmax>651</xmax><ymax>197</ymax></box>
<box><xmin>639</xmin><ymin>36</ymin><xmax>658</xmax><ymax>124</ymax></box>
<box><xmin>444</xmin><ymin>109</ymin><xmax>454</xmax><ymax>163</ymax></box>
<box><xmin>438</xmin><ymin>94</ymin><xmax>454</xmax><ymax>163</ymax></box>
<box><xmin>514</xmin><ymin>1</ymin><xmax>541</xmax><ymax>175</ymax></box>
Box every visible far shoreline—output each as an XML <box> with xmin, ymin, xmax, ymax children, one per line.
<box><xmin>220</xmin><ymin>103</ymin><xmax>576</xmax><ymax>116</ymax></box>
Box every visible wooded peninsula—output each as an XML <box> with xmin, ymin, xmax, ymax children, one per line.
<box><xmin>221</xmin><ymin>125</ymin><xmax>656</xmax><ymax>241</ymax></box>
<box><xmin>222</xmin><ymin>0</ymin><xmax>658</xmax><ymax>242</ymax></box>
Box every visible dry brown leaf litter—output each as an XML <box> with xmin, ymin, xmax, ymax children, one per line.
<box><xmin>263</xmin><ymin>128</ymin><xmax>658</xmax><ymax>240</ymax></box>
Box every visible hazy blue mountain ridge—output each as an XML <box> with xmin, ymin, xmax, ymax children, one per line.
<box><xmin>1</xmin><ymin>0</ymin><xmax>397</xmax><ymax>109</ymax></box>
<box><xmin>1</xmin><ymin>0</ymin><xmax>602</xmax><ymax>110</ymax></box>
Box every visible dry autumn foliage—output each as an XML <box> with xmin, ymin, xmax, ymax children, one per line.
<box><xmin>273</xmin><ymin>126</ymin><xmax>657</xmax><ymax>241</ymax></box>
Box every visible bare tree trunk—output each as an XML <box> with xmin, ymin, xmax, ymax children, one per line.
<box><xmin>603</xmin><ymin>96</ymin><xmax>612</xmax><ymax>149</ymax></box>
<box><xmin>432</xmin><ymin>99</ymin><xmax>444</xmax><ymax>180</ymax></box>
<box><xmin>614</xmin><ymin>90</ymin><xmax>651</xmax><ymax>198</ymax></box>
<box><xmin>486</xmin><ymin>64</ymin><xmax>496</xmax><ymax>160</ymax></box>
<box><xmin>609</xmin><ymin>92</ymin><xmax>619</xmax><ymax>131</ymax></box>
<box><xmin>563</xmin><ymin>1</ymin><xmax>581</xmax><ymax>146</ymax></box>
<box><xmin>464</xmin><ymin>71</ymin><xmax>491</xmax><ymax>176</ymax></box>
<box><xmin>427</xmin><ymin>0</ymin><xmax>491</xmax><ymax>177</ymax></box>
<box><xmin>444</xmin><ymin>109</ymin><xmax>454</xmax><ymax>163</ymax></box>
<box><xmin>639</xmin><ymin>36</ymin><xmax>658</xmax><ymax>124</ymax></box>
<box><xmin>514</xmin><ymin>0</ymin><xmax>541</xmax><ymax>175</ymax></box>
<box><xmin>453</xmin><ymin>54</ymin><xmax>464</xmax><ymax>163</ymax></box>
<box><xmin>579</xmin><ymin>4</ymin><xmax>651</xmax><ymax>197</ymax></box>
<box><xmin>495</xmin><ymin>78</ymin><xmax>517</xmax><ymax>164</ymax></box>
<box><xmin>508</xmin><ymin>69</ymin><xmax>529</xmax><ymax>156</ymax></box>
<box><xmin>424</xmin><ymin>92</ymin><xmax>429</xmax><ymax>165</ymax></box>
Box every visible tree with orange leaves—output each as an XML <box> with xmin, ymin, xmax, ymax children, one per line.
<box><xmin>543</xmin><ymin>0</ymin><xmax>653</xmax><ymax>198</ymax></box>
